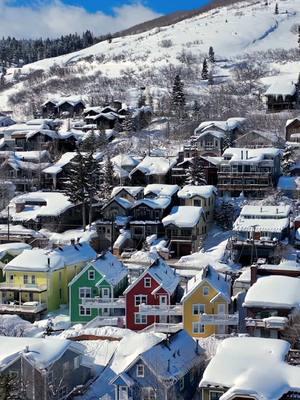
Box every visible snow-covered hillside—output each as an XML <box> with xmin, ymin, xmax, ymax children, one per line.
<box><xmin>19</xmin><ymin>0</ymin><xmax>300</xmax><ymax>77</ymax></box>
<box><xmin>1</xmin><ymin>0</ymin><xmax>300</xmax><ymax>113</ymax></box>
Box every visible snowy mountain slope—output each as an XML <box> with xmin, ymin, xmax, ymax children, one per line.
<box><xmin>17</xmin><ymin>0</ymin><xmax>299</xmax><ymax>78</ymax></box>
<box><xmin>1</xmin><ymin>0</ymin><xmax>299</xmax><ymax>114</ymax></box>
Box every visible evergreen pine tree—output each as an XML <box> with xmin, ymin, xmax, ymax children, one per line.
<box><xmin>63</xmin><ymin>148</ymin><xmax>100</xmax><ymax>229</ymax></box>
<box><xmin>171</xmin><ymin>74</ymin><xmax>185</xmax><ymax>118</ymax></box>
<box><xmin>222</xmin><ymin>131</ymin><xmax>233</xmax><ymax>151</ymax></box>
<box><xmin>185</xmin><ymin>156</ymin><xmax>207</xmax><ymax>186</ymax></box>
<box><xmin>201</xmin><ymin>58</ymin><xmax>208</xmax><ymax>80</ymax></box>
<box><xmin>215</xmin><ymin>200</ymin><xmax>235</xmax><ymax>230</ymax></box>
<box><xmin>208</xmin><ymin>46</ymin><xmax>215</xmax><ymax>63</ymax></box>
<box><xmin>100</xmin><ymin>155</ymin><xmax>115</xmax><ymax>201</ymax></box>
<box><xmin>281</xmin><ymin>145</ymin><xmax>296</xmax><ymax>175</ymax></box>
<box><xmin>275</xmin><ymin>3</ymin><xmax>279</xmax><ymax>14</ymax></box>
<box><xmin>122</xmin><ymin>113</ymin><xmax>135</xmax><ymax>134</ymax></box>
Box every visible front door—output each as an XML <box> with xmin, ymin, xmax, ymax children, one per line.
<box><xmin>159</xmin><ymin>295</ymin><xmax>168</xmax><ymax>323</ymax></box>
<box><xmin>217</xmin><ymin>303</ymin><xmax>226</xmax><ymax>334</ymax></box>
<box><xmin>119</xmin><ymin>386</ymin><xmax>128</xmax><ymax>400</ymax></box>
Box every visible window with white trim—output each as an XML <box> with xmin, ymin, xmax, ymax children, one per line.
<box><xmin>135</xmin><ymin>313</ymin><xmax>147</xmax><ymax>324</ymax></box>
<box><xmin>142</xmin><ymin>387</ymin><xmax>156</xmax><ymax>400</ymax></box>
<box><xmin>192</xmin><ymin>322</ymin><xmax>205</xmax><ymax>334</ymax></box>
<box><xmin>88</xmin><ymin>270</ymin><xmax>95</xmax><ymax>280</ymax></box>
<box><xmin>144</xmin><ymin>277</ymin><xmax>151</xmax><ymax>288</ymax></box>
<box><xmin>136</xmin><ymin>364</ymin><xmax>144</xmax><ymax>377</ymax></box>
<box><xmin>203</xmin><ymin>286</ymin><xmax>209</xmax><ymax>296</ymax></box>
<box><xmin>23</xmin><ymin>275</ymin><xmax>28</xmax><ymax>284</ymax></box>
<box><xmin>79</xmin><ymin>305</ymin><xmax>91</xmax><ymax>316</ymax></box>
<box><xmin>192</xmin><ymin>304</ymin><xmax>205</xmax><ymax>315</ymax></box>
<box><xmin>102</xmin><ymin>287</ymin><xmax>110</xmax><ymax>298</ymax></box>
<box><xmin>31</xmin><ymin>275</ymin><xmax>36</xmax><ymax>285</ymax></box>
<box><xmin>135</xmin><ymin>295</ymin><xmax>147</xmax><ymax>306</ymax></box>
<box><xmin>79</xmin><ymin>287</ymin><xmax>91</xmax><ymax>298</ymax></box>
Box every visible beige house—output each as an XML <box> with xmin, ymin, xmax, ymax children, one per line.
<box><xmin>177</xmin><ymin>185</ymin><xmax>217</xmax><ymax>222</ymax></box>
<box><xmin>162</xmin><ymin>206</ymin><xmax>206</xmax><ymax>257</ymax></box>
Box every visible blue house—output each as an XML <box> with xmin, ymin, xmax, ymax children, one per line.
<box><xmin>111</xmin><ymin>329</ymin><xmax>205</xmax><ymax>400</ymax></box>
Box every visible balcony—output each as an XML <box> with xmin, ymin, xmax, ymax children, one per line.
<box><xmin>0</xmin><ymin>302</ymin><xmax>47</xmax><ymax>314</ymax></box>
<box><xmin>138</xmin><ymin>304</ymin><xmax>183</xmax><ymax>316</ymax></box>
<box><xmin>81</xmin><ymin>297</ymin><xmax>126</xmax><ymax>309</ymax></box>
<box><xmin>199</xmin><ymin>313</ymin><xmax>239</xmax><ymax>326</ymax></box>
<box><xmin>168</xmin><ymin>235</ymin><xmax>196</xmax><ymax>242</ymax></box>
<box><xmin>232</xmin><ymin>238</ymin><xmax>278</xmax><ymax>248</ymax></box>
<box><xmin>141</xmin><ymin>322</ymin><xmax>183</xmax><ymax>334</ymax></box>
<box><xmin>246</xmin><ymin>316</ymin><xmax>289</xmax><ymax>330</ymax></box>
<box><xmin>0</xmin><ymin>282</ymin><xmax>47</xmax><ymax>292</ymax></box>
<box><xmin>218</xmin><ymin>184</ymin><xmax>270</xmax><ymax>191</ymax></box>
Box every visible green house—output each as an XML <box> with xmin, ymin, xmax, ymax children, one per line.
<box><xmin>69</xmin><ymin>251</ymin><xmax>128</xmax><ymax>323</ymax></box>
<box><xmin>0</xmin><ymin>243</ymin><xmax>32</xmax><ymax>282</ymax></box>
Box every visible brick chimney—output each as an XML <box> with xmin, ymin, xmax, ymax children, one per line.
<box><xmin>250</xmin><ymin>264</ymin><xmax>258</xmax><ymax>285</ymax></box>
<box><xmin>15</xmin><ymin>201</ymin><xmax>25</xmax><ymax>213</ymax></box>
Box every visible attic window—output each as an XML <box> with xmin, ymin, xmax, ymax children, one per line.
<box><xmin>88</xmin><ymin>270</ymin><xmax>95</xmax><ymax>280</ymax></box>
<box><xmin>136</xmin><ymin>364</ymin><xmax>144</xmax><ymax>377</ymax></box>
<box><xmin>203</xmin><ymin>286</ymin><xmax>209</xmax><ymax>296</ymax></box>
<box><xmin>144</xmin><ymin>277</ymin><xmax>151</xmax><ymax>288</ymax></box>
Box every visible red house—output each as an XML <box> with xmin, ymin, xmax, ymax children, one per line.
<box><xmin>124</xmin><ymin>258</ymin><xmax>180</xmax><ymax>331</ymax></box>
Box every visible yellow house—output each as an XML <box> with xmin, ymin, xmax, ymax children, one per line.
<box><xmin>177</xmin><ymin>185</ymin><xmax>217</xmax><ymax>223</ymax></box>
<box><xmin>182</xmin><ymin>265</ymin><xmax>236</xmax><ymax>338</ymax></box>
<box><xmin>0</xmin><ymin>242</ymin><xmax>96</xmax><ymax>320</ymax></box>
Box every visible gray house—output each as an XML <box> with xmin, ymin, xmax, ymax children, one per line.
<box><xmin>111</xmin><ymin>329</ymin><xmax>205</xmax><ymax>400</ymax></box>
<box><xmin>0</xmin><ymin>336</ymin><xmax>93</xmax><ymax>399</ymax></box>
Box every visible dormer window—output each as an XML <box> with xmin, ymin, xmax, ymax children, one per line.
<box><xmin>136</xmin><ymin>364</ymin><xmax>144</xmax><ymax>377</ymax></box>
<box><xmin>144</xmin><ymin>277</ymin><xmax>151</xmax><ymax>288</ymax></box>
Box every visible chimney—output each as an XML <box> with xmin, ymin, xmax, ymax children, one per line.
<box><xmin>276</xmin><ymin>208</ymin><xmax>279</xmax><ymax>214</ymax></box>
<box><xmin>24</xmin><ymin>346</ymin><xmax>29</xmax><ymax>353</ymax></box>
<box><xmin>71</xmin><ymin>239</ymin><xmax>75</xmax><ymax>246</ymax></box>
<box><xmin>15</xmin><ymin>201</ymin><xmax>25</xmax><ymax>213</ymax></box>
<box><xmin>250</xmin><ymin>264</ymin><xmax>258</xmax><ymax>285</ymax></box>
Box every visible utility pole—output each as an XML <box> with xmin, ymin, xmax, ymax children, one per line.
<box><xmin>7</xmin><ymin>205</ymin><xmax>10</xmax><ymax>241</ymax></box>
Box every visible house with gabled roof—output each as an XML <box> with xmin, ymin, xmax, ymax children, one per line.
<box><xmin>0</xmin><ymin>336</ymin><xmax>92</xmax><ymax>400</ymax></box>
<box><xmin>181</xmin><ymin>265</ymin><xmax>237</xmax><ymax>338</ymax></box>
<box><xmin>129</xmin><ymin>156</ymin><xmax>177</xmax><ymax>185</ymax></box>
<box><xmin>0</xmin><ymin>242</ymin><xmax>96</xmax><ymax>320</ymax></box>
<box><xmin>177</xmin><ymin>185</ymin><xmax>217</xmax><ymax>222</ymax></box>
<box><xmin>110</xmin><ymin>186</ymin><xmax>144</xmax><ymax>202</ymax></box>
<box><xmin>124</xmin><ymin>257</ymin><xmax>180</xmax><ymax>331</ymax></box>
<box><xmin>69</xmin><ymin>251</ymin><xmax>128</xmax><ymax>324</ymax></box>
<box><xmin>129</xmin><ymin>197</ymin><xmax>172</xmax><ymax>248</ymax></box>
<box><xmin>162</xmin><ymin>206</ymin><xmax>206</xmax><ymax>257</ymax></box>
<box><xmin>200</xmin><ymin>336</ymin><xmax>300</xmax><ymax>400</ymax></box>
<box><xmin>111</xmin><ymin>329</ymin><xmax>206</xmax><ymax>400</ymax></box>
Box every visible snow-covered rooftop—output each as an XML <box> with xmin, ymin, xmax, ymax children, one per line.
<box><xmin>195</xmin><ymin>118</ymin><xmax>246</xmax><ymax>134</ymax></box>
<box><xmin>124</xmin><ymin>257</ymin><xmax>179</xmax><ymax>296</ymax></box>
<box><xmin>240</xmin><ymin>205</ymin><xmax>291</xmax><ymax>218</ymax></box>
<box><xmin>177</xmin><ymin>185</ymin><xmax>217</xmax><ymax>199</ymax></box>
<box><xmin>93</xmin><ymin>252</ymin><xmax>128</xmax><ymax>286</ymax></box>
<box><xmin>43</xmin><ymin>95</ymin><xmax>85</xmax><ymax>107</ymax></box>
<box><xmin>244</xmin><ymin>275</ymin><xmax>300</xmax><ymax>309</ymax></box>
<box><xmin>140</xmin><ymin>329</ymin><xmax>204</xmax><ymax>385</ymax></box>
<box><xmin>233</xmin><ymin>216</ymin><xmax>289</xmax><ymax>234</ymax></box>
<box><xmin>130</xmin><ymin>156</ymin><xmax>177</xmax><ymax>177</ymax></box>
<box><xmin>111</xmin><ymin>154</ymin><xmax>140</xmax><ymax>168</ymax></box>
<box><xmin>162</xmin><ymin>206</ymin><xmax>204</xmax><ymax>228</ymax></box>
<box><xmin>0</xmin><ymin>336</ymin><xmax>82</xmax><ymax>370</ymax></box>
<box><xmin>182</xmin><ymin>264</ymin><xmax>231</xmax><ymax>303</ymax></box>
<box><xmin>265</xmin><ymin>80</ymin><xmax>296</xmax><ymax>97</ymax></box>
<box><xmin>4</xmin><ymin>192</ymin><xmax>74</xmax><ymax>221</ymax></box>
<box><xmin>111</xmin><ymin>186</ymin><xmax>143</xmax><ymax>199</ymax></box>
<box><xmin>200</xmin><ymin>337</ymin><xmax>300</xmax><ymax>400</ymax></box>
<box><xmin>0</xmin><ymin>242</ymin><xmax>31</xmax><ymax>259</ymax></box>
<box><xmin>144</xmin><ymin>184</ymin><xmax>179</xmax><ymax>198</ymax></box>
<box><xmin>4</xmin><ymin>242</ymin><xmax>96</xmax><ymax>272</ymax></box>
<box><xmin>133</xmin><ymin>197</ymin><xmax>171</xmax><ymax>210</ymax></box>
<box><xmin>222</xmin><ymin>147</ymin><xmax>281</xmax><ymax>163</ymax></box>
<box><xmin>43</xmin><ymin>152</ymin><xmax>76</xmax><ymax>175</ymax></box>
